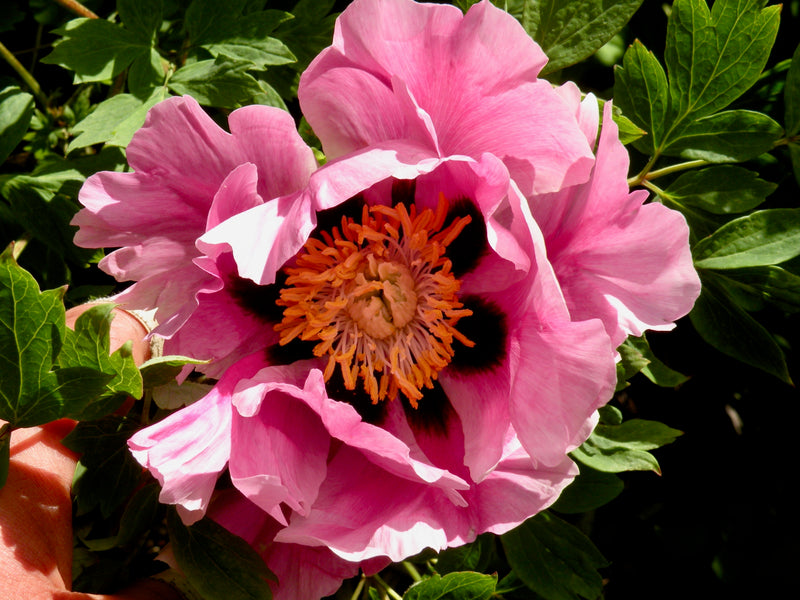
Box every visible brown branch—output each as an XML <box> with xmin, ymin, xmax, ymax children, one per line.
<box><xmin>53</xmin><ymin>0</ymin><xmax>99</xmax><ymax>19</ymax></box>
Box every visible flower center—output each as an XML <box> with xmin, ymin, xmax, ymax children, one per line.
<box><xmin>275</xmin><ymin>194</ymin><xmax>475</xmax><ymax>407</ymax></box>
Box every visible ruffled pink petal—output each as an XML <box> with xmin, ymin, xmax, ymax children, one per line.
<box><xmin>277</xmin><ymin>435</ymin><xmax>577</xmax><ymax>562</ymax></box>
<box><xmin>300</xmin><ymin>0</ymin><xmax>593</xmax><ymax>193</ymax></box>
<box><xmin>229</xmin><ymin>364</ymin><xmax>469</xmax><ymax>500</ymax></box>
<box><xmin>73</xmin><ymin>95</ymin><xmax>316</xmax><ymax>347</ymax></box>
<box><xmin>229</xmin><ymin>370</ymin><xmax>332</xmax><ymax>524</ymax></box>
<box><xmin>128</xmin><ymin>354</ymin><xmax>266</xmax><ymax>524</ymax></box>
<box><xmin>531</xmin><ymin>102</ymin><xmax>701</xmax><ymax>344</ymax></box>
<box><xmin>206</xmin><ymin>163</ymin><xmax>264</xmax><ymax>230</ymax></box>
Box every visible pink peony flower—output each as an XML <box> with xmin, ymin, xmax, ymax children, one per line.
<box><xmin>131</xmin><ymin>143</ymin><xmax>617</xmax><ymax>576</ymax></box>
<box><xmin>72</xmin><ymin>95</ymin><xmax>317</xmax><ymax>375</ymax></box>
<box><xmin>118</xmin><ymin>1</ymin><xmax>696</xmax><ymax>597</ymax></box>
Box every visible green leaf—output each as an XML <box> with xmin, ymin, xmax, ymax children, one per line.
<box><xmin>612</xmin><ymin>108</ymin><xmax>647</xmax><ymax>145</ymax></box>
<box><xmin>0</xmin><ymin>86</ymin><xmax>34</xmax><ymax>164</ymax></box>
<box><xmin>693</xmin><ymin>209</ymin><xmax>800</xmax><ymax>269</ymax></box>
<box><xmin>167</xmin><ymin>510</ymin><xmax>276</xmax><ymax>600</ymax></box>
<box><xmin>62</xmin><ymin>416</ymin><xmax>143</xmax><ymax>517</ymax></box>
<box><xmin>790</xmin><ymin>143</ymin><xmax>800</xmax><ymax>187</ymax></box>
<box><xmin>139</xmin><ymin>355</ymin><xmax>209</xmax><ymax>389</ymax></box>
<box><xmin>128</xmin><ymin>48</ymin><xmax>167</xmax><ymax>97</ymax></box>
<box><xmin>56</xmin><ymin>304</ymin><xmax>143</xmax><ymax>420</ymax></box>
<box><xmin>613</xmin><ymin>39</ymin><xmax>669</xmax><ymax>155</ymax></box>
<box><xmin>404</xmin><ymin>572</ymin><xmax>497</xmax><ymax>600</ymax></box>
<box><xmin>615</xmin><ymin>338</ymin><xmax>649</xmax><ymax>391</ymax></box>
<box><xmin>661</xmin><ymin>166</ymin><xmax>776</xmax><ymax>215</ymax></box>
<box><xmin>721</xmin><ymin>266</ymin><xmax>800</xmax><ymax>313</ymax></box>
<box><xmin>271</xmin><ymin>0</ymin><xmax>337</xmax><ymax>69</ymax></box>
<box><xmin>69</xmin><ymin>88</ymin><xmax>169</xmax><ymax>152</ymax></box>
<box><xmin>502</xmin><ymin>512</ymin><xmax>608</xmax><ymax>600</ymax></box>
<box><xmin>118</xmin><ymin>0</ymin><xmax>163</xmax><ymax>44</ymax></box>
<box><xmin>665</xmin><ymin>0</ymin><xmax>780</xmax><ymax>128</ymax></box>
<box><xmin>0</xmin><ymin>247</ymin><xmax>67</xmax><ymax>427</ymax></box>
<box><xmin>522</xmin><ymin>0</ymin><xmax>644</xmax><ymax>75</ymax></box>
<box><xmin>572</xmin><ymin>418</ymin><xmax>682</xmax><ymax>474</ymax></box>
<box><xmin>551</xmin><ymin>463</ymin><xmax>624</xmax><ymax>514</ymax></box>
<box><xmin>168</xmin><ymin>57</ymin><xmax>263</xmax><ymax>109</ymax></box>
<box><xmin>436</xmin><ymin>534</ymin><xmax>496</xmax><ymax>576</ymax></box>
<box><xmin>690</xmin><ymin>272</ymin><xmax>792</xmax><ymax>382</ymax></box>
<box><xmin>2</xmin><ymin>172</ymin><xmax>99</xmax><ymax>265</ymax></box>
<box><xmin>785</xmin><ymin>43</ymin><xmax>800</xmax><ymax>136</ymax></box>
<box><xmin>625</xmin><ymin>335</ymin><xmax>690</xmax><ymax>387</ymax></box>
<box><xmin>41</xmin><ymin>18</ymin><xmax>152</xmax><ymax>83</ymax></box>
<box><xmin>663</xmin><ymin>109</ymin><xmax>784</xmax><ymax>162</ymax></box>
<box><xmin>198</xmin><ymin>10</ymin><xmax>296</xmax><ymax>69</ymax></box>
<box><xmin>116</xmin><ymin>482</ymin><xmax>161</xmax><ymax>547</ymax></box>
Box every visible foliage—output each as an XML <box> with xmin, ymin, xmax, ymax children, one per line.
<box><xmin>1</xmin><ymin>0</ymin><xmax>798</xmax><ymax>598</ymax></box>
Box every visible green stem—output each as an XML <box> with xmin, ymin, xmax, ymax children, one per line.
<box><xmin>641</xmin><ymin>179</ymin><xmax>666</xmax><ymax>198</ymax></box>
<box><xmin>0</xmin><ymin>40</ymin><xmax>49</xmax><ymax>110</ymax></box>
<box><xmin>372</xmin><ymin>574</ymin><xmax>403</xmax><ymax>600</ymax></box>
<box><xmin>627</xmin><ymin>153</ymin><xmax>661</xmax><ymax>188</ymax></box>
<box><xmin>645</xmin><ymin>159</ymin><xmax>709</xmax><ymax>181</ymax></box>
<box><xmin>349</xmin><ymin>576</ymin><xmax>366</xmax><ymax>600</ymax></box>
<box><xmin>402</xmin><ymin>561</ymin><xmax>423</xmax><ymax>583</ymax></box>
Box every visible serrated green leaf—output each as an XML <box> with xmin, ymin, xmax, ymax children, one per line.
<box><xmin>41</xmin><ymin>18</ymin><xmax>151</xmax><ymax>83</ymax></box>
<box><xmin>664</xmin><ymin>109</ymin><xmax>784</xmax><ymax>162</ymax></box>
<box><xmin>118</xmin><ymin>0</ymin><xmax>163</xmax><ymax>44</ymax></box>
<box><xmin>198</xmin><ymin>10</ymin><xmax>296</xmax><ymax>69</ymax></box>
<box><xmin>613</xmin><ymin>39</ymin><xmax>669</xmax><ymax>154</ymax></box>
<box><xmin>690</xmin><ymin>272</ymin><xmax>791</xmax><ymax>382</ymax></box>
<box><xmin>184</xmin><ymin>0</ymin><xmax>248</xmax><ymax>45</ymax></box>
<box><xmin>168</xmin><ymin>57</ymin><xmax>263</xmax><ymax>108</ymax></box>
<box><xmin>436</xmin><ymin>534</ymin><xmax>496</xmax><ymax>576</ymax></box>
<box><xmin>0</xmin><ymin>86</ymin><xmax>34</xmax><ymax>164</ymax></box>
<box><xmin>626</xmin><ymin>335</ymin><xmax>689</xmax><ymax>387</ymax></box>
<box><xmin>785</xmin><ymin>43</ymin><xmax>800</xmax><ymax>136</ymax></box>
<box><xmin>721</xmin><ymin>266</ymin><xmax>800</xmax><ymax>313</ymax></box>
<box><xmin>551</xmin><ymin>463</ymin><xmax>624</xmax><ymax>514</ymax></box>
<box><xmin>522</xmin><ymin>0</ymin><xmax>644</xmax><ymax>75</ymax></box>
<box><xmin>63</xmin><ymin>416</ymin><xmax>143</xmax><ymax>517</ymax></box>
<box><xmin>57</xmin><ymin>303</ymin><xmax>142</xmax><ymax>420</ymax></box>
<box><xmin>693</xmin><ymin>209</ymin><xmax>800</xmax><ymax>269</ymax></box>
<box><xmin>128</xmin><ymin>49</ymin><xmax>167</xmax><ymax>98</ymax></box>
<box><xmin>69</xmin><ymin>88</ymin><xmax>169</xmax><ymax>152</ymax></box>
<box><xmin>0</xmin><ymin>247</ymin><xmax>67</xmax><ymax>427</ymax></box>
<box><xmin>404</xmin><ymin>572</ymin><xmax>496</xmax><ymax>600</ymax></box>
<box><xmin>168</xmin><ymin>510</ymin><xmax>276</xmax><ymax>600</ymax></box>
<box><xmin>662</xmin><ymin>166</ymin><xmax>776</xmax><ymax>214</ymax></box>
<box><xmin>572</xmin><ymin>418</ymin><xmax>682</xmax><ymax>474</ymax></box>
<box><xmin>665</xmin><ymin>0</ymin><xmax>780</xmax><ymax>130</ymax></box>
<box><xmin>502</xmin><ymin>512</ymin><xmax>608</xmax><ymax>600</ymax></box>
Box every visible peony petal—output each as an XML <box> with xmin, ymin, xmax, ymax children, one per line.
<box><xmin>127</xmin><ymin>353</ymin><xmax>266</xmax><ymax>524</ymax></box>
<box><xmin>509</xmin><ymin>315</ymin><xmax>616</xmax><ymax>468</ymax></box>
<box><xmin>300</xmin><ymin>0</ymin><xmax>593</xmax><ymax>193</ymax></box>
